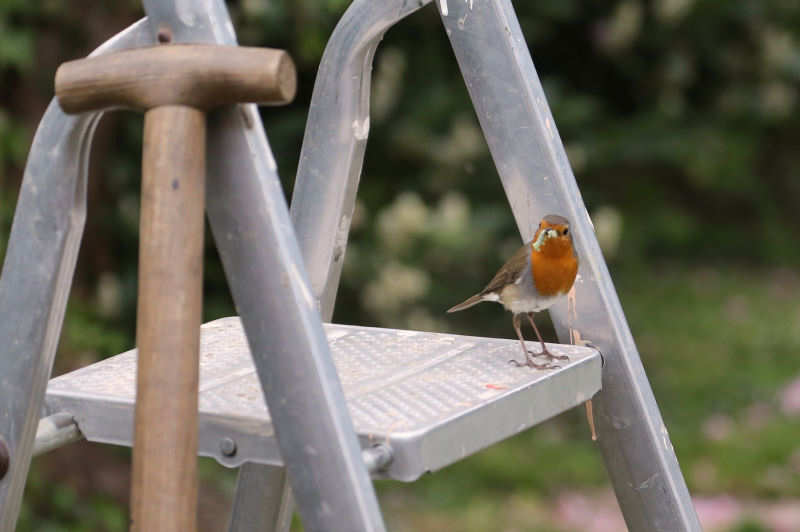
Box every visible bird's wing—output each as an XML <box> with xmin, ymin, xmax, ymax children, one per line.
<box><xmin>480</xmin><ymin>243</ymin><xmax>529</xmax><ymax>295</ymax></box>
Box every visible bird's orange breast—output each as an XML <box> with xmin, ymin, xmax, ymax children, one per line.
<box><xmin>530</xmin><ymin>240</ymin><xmax>578</xmax><ymax>297</ymax></box>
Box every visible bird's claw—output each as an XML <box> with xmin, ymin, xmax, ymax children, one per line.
<box><xmin>527</xmin><ymin>350</ymin><xmax>569</xmax><ymax>362</ymax></box>
<box><xmin>508</xmin><ymin>358</ymin><xmax>559</xmax><ymax>370</ymax></box>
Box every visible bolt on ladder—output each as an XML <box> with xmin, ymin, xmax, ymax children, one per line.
<box><xmin>0</xmin><ymin>1</ymin><xmax>702</xmax><ymax>532</ymax></box>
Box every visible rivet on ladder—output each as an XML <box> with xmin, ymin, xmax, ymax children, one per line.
<box><xmin>362</xmin><ymin>443</ymin><xmax>393</xmax><ymax>474</ymax></box>
<box><xmin>220</xmin><ymin>437</ymin><xmax>237</xmax><ymax>457</ymax></box>
<box><xmin>156</xmin><ymin>27</ymin><xmax>172</xmax><ymax>44</ymax></box>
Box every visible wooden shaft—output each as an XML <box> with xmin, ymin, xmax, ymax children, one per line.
<box><xmin>131</xmin><ymin>106</ymin><xmax>205</xmax><ymax>532</ymax></box>
<box><xmin>55</xmin><ymin>45</ymin><xmax>296</xmax><ymax>114</ymax></box>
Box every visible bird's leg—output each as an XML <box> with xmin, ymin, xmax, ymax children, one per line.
<box><xmin>509</xmin><ymin>314</ymin><xmax>554</xmax><ymax>369</ymax></box>
<box><xmin>527</xmin><ymin>312</ymin><xmax>569</xmax><ymax>361</ymax></box>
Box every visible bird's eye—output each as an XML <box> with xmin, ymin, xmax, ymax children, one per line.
<box><xmin>563</xmin><ymin>228</ymin><xmax>569</xmax><ymax>236</ymax></box>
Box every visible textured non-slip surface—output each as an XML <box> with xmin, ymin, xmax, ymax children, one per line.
<box><xmin>46</xmin><ymin>317</ymin><xmax>601</xmax><ymax>480</ymax></box>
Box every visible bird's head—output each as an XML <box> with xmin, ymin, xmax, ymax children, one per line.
<box><xmin>531</xmin><ymin>214</ymin><xmax>573</xmax><ymax>257</ymax></box>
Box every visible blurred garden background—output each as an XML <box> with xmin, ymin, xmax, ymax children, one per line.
<box><xmin>2</xmin><ymin>0</ymin><xmax>800</xmax><ymax>530</ymax></box>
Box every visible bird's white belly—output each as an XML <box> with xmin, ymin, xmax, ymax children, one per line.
<box><xmin>498</xmin><ymin>282</ymin><xmax>562</xmax><ymax>314</ymax></box>
<box><xmin>504</xmin><ymin>294</ymin><xmax>560</xmax><ymax>314</ymax></box>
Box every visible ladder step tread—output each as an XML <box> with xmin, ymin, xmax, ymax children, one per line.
<box><xmin>45</xmin><ymin>316</ymin><xmax>601</xmax><ymax>481</ymax></box>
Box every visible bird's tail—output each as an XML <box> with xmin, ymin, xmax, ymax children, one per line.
<box><xmin>447</xmin><ymin>293</ymin><xmax>486</xmax><ymax>313</ymax></box>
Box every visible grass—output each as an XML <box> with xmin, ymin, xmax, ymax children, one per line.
<box><xmin>19</xmin><ymin>264</ymin><xmax>800</xmax><ymax>531</ymax></box>
<box><xmin>619</xmin><ymin>266</ymin><xmax>800</xmax><ymax>497</ymax></box>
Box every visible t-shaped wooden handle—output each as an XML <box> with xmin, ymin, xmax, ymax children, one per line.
<box><xmin>54</xmin><ymin>43</ymin><xmax>296</xmax><ymax>532</ymax></box>
<box><xmin>55</xmin><ymin>44</ymin><xmax>296</xmax><ymax>113</ymax></box>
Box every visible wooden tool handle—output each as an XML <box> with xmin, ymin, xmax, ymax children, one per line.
<box><xmin>130</xmin><ymin>106</ymin><xmax>205</xmax><ymax>531</ymax></box>
<box><xmin>55</xmin><ymin>44</ymin><xmax>296</xmax><ymax>113</ymax></box>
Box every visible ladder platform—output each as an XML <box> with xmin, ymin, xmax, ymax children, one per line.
<box><xmin>45</xmin><ymin>317</ymin><xmax>601</xmax><ymax>481</ymax></box>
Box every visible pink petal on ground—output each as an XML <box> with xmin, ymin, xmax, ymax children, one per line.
<box><xmin>552</xmin><ymin>492</ymin><xmax>800</xmax><ymax>532</ymax></box>
<box><xmin>702</xmin><ymin>414</ymin><xmax>734</xmax><ymax>441</ymax></box>
<box><xmin>765</xmin><ymin>502</ymin><xmax>800</xmax><ymax>532</ymax></box>
<box><xmin>780</xmin><ymin>377</ymin><xmax>800</xmax><ymax>416</ymax></box>
<box><xmin>789</xmin><ymin>448</ymin><xmax>800</xmax><ymax>474</ymax></box>
<box><xmin>554</xmin><ymin>491</ymin><xmax>625</xmax><ymax>532</ymax></box>
<box><xmin>743</xmin><ymin>402</ymin><xmax>773</xmax><ymax>430</ymax></box>
<box><xmin>693</xmin><ymin>495</ymin><xmax>742</xmax><ymax>529</ymax></box>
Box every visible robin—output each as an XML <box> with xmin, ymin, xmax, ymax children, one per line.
<box><xmin>447</xmin><ymin>214</ymin><xmax>578</xmax><ymax>369</ymax></box>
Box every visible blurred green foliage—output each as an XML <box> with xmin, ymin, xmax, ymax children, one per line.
<box><xmin>2</xmin><ymin>0</ymin><xmax>800</xmax><ymax>530</ymax></box>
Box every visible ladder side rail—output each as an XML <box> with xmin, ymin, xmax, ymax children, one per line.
<box><xmin>227</xmin><ymin>463</ymin><xmax>293</xmax><ymax>532</ymax></box>
<box><xmin>204</xmin><ymin>83</ymin><xmax>388</xmax><ymax>532</ymax></box>
<box><xmin>228</xmin><ymin>468</ymin><xmax>293</xmax><ymax>532</ymax></box>
<box><xmin>437</xmin><ymin>2</ymin><xmax>701</xmax><ymax>530</ymax></box>
<box><xmin>205</xmin><ymin>100</ymin><xmax>386</xmax><ymax>532</ymax></box>
<box><xmin>0</xmin><ymin>20</ymin><xmax>152</xmax><ymax>531</ymax></box>
<box><xmin>290</xmin><ymin>0</ymin><xmax>433</xmax><ymax>318</ymax></box>
<box><xmin>230</xmin><ymin>2</ymin><xmax>434</xmax><ymax>523</ymax></box>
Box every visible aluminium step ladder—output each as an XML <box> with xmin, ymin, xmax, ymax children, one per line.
<box><xmin>0</xmin><ymin>1</ymin><xmax>702</xmax><ymax>531</ymax></box>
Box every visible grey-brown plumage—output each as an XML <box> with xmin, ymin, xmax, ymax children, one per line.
<box><xmin>446</xmin><ymin>245</ymin><xmax>529</xmax><ymax>312</ymax></box>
